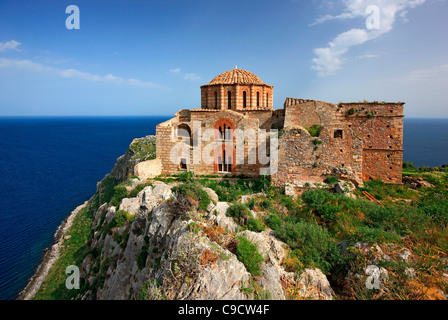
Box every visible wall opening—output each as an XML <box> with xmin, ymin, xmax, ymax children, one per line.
<box><xmin>243</xmin><ymin>91</ymin><xmax>247</xmax><ymax>108</ymax></box>
<box><xmin>257</xmin><ymin>92</ymin><xmax>260</xmax><ymax>107</ymax></box>
<box><xmin>179</xmin><ymin>158</ymin><xmax>187</xmax><ymax>170</ymax></box>
<box><xmin>214</xmin><ymin>91</ymin><xmax>218</xmax><ymax>109</ymax></box>
<box><xmin>334</xmin><ymin>130</ymin><xmax>343</xmax><ymax>139</ymax></box>
<box><xmin>228</xmin><ymin>91</ymin><xmax>232</xmax><ymax>109</ymax></box>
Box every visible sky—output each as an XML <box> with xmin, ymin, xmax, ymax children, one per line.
<box><xmin>0</xmin><ymin>0</ymin><xmax>447</xmax><ymax>117</ymax></box>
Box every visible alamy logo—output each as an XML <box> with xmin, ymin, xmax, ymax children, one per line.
<box><xmin>65</xmin><ymin>265</ymin><xmax>80</xmax><ymax>290</ymax></box>
<box><xmin>365</xmin><ymin>265</ymin><xmax>380</xmax><ymax>290</ymax></box>
<box><xmin>366</xmin><ymin>5</ymin><xmax>381</xmax><ymax>30</ymax></box>
<box><xmin>66</xmin><ymin>5</ymin><xmax>80</xmax><ymax>30</ymax></box>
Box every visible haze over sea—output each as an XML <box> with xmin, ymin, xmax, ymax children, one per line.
<box><xmin>0</xmin><ymin>116</ymin><xmax>446</xmax><ymax>299</ymax></box>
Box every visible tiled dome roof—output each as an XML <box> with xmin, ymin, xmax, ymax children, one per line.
<box><xmin>207</xmin><ymin>67</ymin><xmax>265</xmax><ymax>85</ymax></box>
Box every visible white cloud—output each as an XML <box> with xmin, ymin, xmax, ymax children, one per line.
<box><xmin>169</xmin><ymin>67</ymin><xmax>201</xmax><ymax>81</ymax></box>
<box><xmin>395</xmin><ymin>63</ymin><xmax>448</xmax><ymax>82</ymax></box>
<box><xmin>311</xmin><ymin>0</ymin><xmax>426</xmax><ymax>76</ymax></box>
<box><xmin>183</xmin><ymin>73</ymin><xmax>201</xmax><ymax>81</ymax></box>
<box><xmin>0</xmin><ymin>40</ymin><xmax>22</xmax><ymax>52</ymax></box>
<box><xmin>0</xmin><ymin>57</ymin><xmax>169</xmax><ymax>89</ymax></box>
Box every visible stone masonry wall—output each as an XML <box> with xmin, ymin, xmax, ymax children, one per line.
<box><xmin>338</xmin><ymin>102</ymin><xmax>404</xmax><ymax>184</ymax></box>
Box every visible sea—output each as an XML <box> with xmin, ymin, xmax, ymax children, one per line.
<box><xmin>0</xmin><ymin>116</ymin><xmax>447</xmax><ymax>300</ymax></box>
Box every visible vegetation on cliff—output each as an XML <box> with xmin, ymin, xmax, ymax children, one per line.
<box><xmin>31</xmin><ymin>137</ymin><xmax>448</xmax><ymax>300</ymax></box>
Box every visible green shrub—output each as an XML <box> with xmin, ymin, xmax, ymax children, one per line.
<box><xmin>227</xmin><ymin>203</ymin><xmax>252</xmax><ymax>219</ymax></box>
<box><xmin>177</xmin><ymin>170</ymin><xmax>194</xmax><ymax>182</ymax></box>
<box><xmin>305</xmin><ymin>124</ymin><xmax>322</xmax><ymax>137</ymax></box>
<box><xmin>98</xmin><ymin>177</ymin><xmax>120</xmax><ymax>205</ymax></box>
<box><xmin>324</xmin><ymin>176</ymin><xmax>340</xmax><ymax>185</ymax></box>
<box><xmin>274</xmin><ymin>220</ymin><xmax>340</xmax><ymax>273</ymax></box>
<box><xmin>236</xmin><ymin>236</ymin><xmax>264</xmax><ymax>276</ymax></box>
<box><xmin>264</xmin><ymin>214</ymin><xmax>282</xmax><ymax>230</ymax></box>
<box><xmin>111</xmin><ymin>184</ymin><xmax>128</xmax><ymax>207</ymax></box>
<box><xmin>247</xmin><ymin>217</ymin><xmax>266</xmax><ymax>232</ymax></box>
<box><xmin>172</xmin><ymin>182</ymin><xmax>210</xmax><ymax>212</ymax></box>
<box><xmin>259</xmin><ymin>199</ymin><xmax>272</xmax><ymax>210</ymax></box>
<box><xmin>302</xmin><ymin>189</ymin><xmax>332</xmax><ymax>208</ymax></box>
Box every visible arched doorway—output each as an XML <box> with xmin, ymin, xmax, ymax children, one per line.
<box><xmin>214</xmin><ymin>118</ymin><xmax>235</xmax><ymax>173</ymax></box>
<box><xmin>214</xmin><ymin>145</ymin><xmax>234</xmax><ymax>173</ymax></box>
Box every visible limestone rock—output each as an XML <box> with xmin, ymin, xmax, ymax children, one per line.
<box><xmin>405</xmin><ymin>268</ymin><xmax>416</xmax><ymax>278</ymax></box>
<box><xmin>237</xmin><ymin>230</ymin><xmax>286</xmax><ymax>267</ymax></box>
<box><xmin>134</xmin><ymin>158</ymin><xmax>162</xmax><ymax>180</ymax></box>
<box><xmin>398</xmin><ymin>249</ymin><xmax>415</xmax><ymax>263</ymax></box>
<box><xmin>185</xmin><ymin>250</ymin><xmax>251</xmax><ymax>300</ymax></box>
<box><xmin>202</xmin><ymin>187</ymin><xmax>219</xmax><ymax>204</ymax></box>
<box><xmin>207</xmin><ymin>202</ymin><xmax>238</xmax><ymax>233</ymax></box>
<box><xmin>295</xmin><ymin>268</ymin><xmax>334</xmax><ymax>300</ymax></box>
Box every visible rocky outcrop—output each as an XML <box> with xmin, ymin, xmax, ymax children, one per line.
<box><xmin>74</xmin><ymin>180</ymin><xmax>336</xmax><ymax>300</ymax></box>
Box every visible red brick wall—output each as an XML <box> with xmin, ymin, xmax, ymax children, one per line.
<box><xmin>201</xmin><ymin>84</ymin><xmax>273</xmax><ymax>110</ymax></box>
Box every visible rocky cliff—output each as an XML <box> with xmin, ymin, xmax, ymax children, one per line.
<box><xmin>77</xmin><ymin>181</ymin><xmax>334</xmax><ymax>300</ymax></box>
<box><xmin>24</xmin><ymin>135</ymin><xmax>334</xmax><ymax>300</ymax></box>
<box><xmin>25</xmin><ymin>136</ymin><xmax>448</xmax><ymax>301</ymax></box>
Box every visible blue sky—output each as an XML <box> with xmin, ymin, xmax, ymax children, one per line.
<box><xmin>0</xmin><ymin>0</ymin><xmax>447</xmax><ymax>117</ymax></box>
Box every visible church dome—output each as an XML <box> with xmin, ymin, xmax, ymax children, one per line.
<box><xmin>206</xmin><ymin>67</ymin><xmax>265</xmax><ymax>86</ymax></box>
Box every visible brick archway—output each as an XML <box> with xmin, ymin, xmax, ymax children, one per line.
<box><xmin>214</xmin><ymin>118</ymin><xmax>235</xmax><ymax>173</ymax></box>
<box><xmin>214</xmin><ymin>118</ymin><xmax>234</xmax><ymax>141</ymax></box>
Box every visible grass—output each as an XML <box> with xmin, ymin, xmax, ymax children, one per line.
<box><xmin>236</xmin><ymin>236</ymin><xmax>264</xmax><ymax>277</ymax></box>
<box><xmin>197</xmin><ymin>176</ymin><xmax>271</xmax><ymax>202</ymax></box>
<box><xmin>130</xmin><ymin>136</ymin><xmax>156</xmax><ymax>161</ymax></box>
<box><xmin>33</xmin><ymin>203</ymin><xmax>95</xmax><ymax>300</ymax></box>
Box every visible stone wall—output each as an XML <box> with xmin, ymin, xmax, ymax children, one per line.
<box><xmin>338</xmin><ymin>102</ymin><xmax>404</xmax><ymax>184</ymax></box>
<box><xmin>271</xmin><ymin>124</ymin><xmax>363</xmax><ymax>187</ymax></box>
<box><xmin>156</xmin><ymin>109</ymin><xmax>274</xmax><ymax>176</ymax></box>
<box><xmin>156</xmin><ymin>99</ymin><xmax>404</xmax><ymax>185</ymax></box>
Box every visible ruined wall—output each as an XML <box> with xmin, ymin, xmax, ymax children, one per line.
<box><xmin>283</xmin><ymin>100</ymin><xmax>339</xmax><ymax>129</ymax></box>
<box><xmin>338</xmin><ymin>102</ymin><xmax>404</xmax><ymax>184</ymax></box>
<box><xmin>271</xmin><ymin>124</ymin><xmax>363</xmax><ymax>187</ymax></box>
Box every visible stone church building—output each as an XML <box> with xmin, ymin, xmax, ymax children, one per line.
<box><xmin>155</xmin><ymin>67</ymin><xmax>404</xmax><ymax>187</ymax></box>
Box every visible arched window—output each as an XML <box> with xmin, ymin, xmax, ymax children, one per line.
<box><xmin>177</xmin><ymin>123</ymin><xmax>192</xmax><ymax>145</ymax></box>
<box><xmin>257</xmin><ymin>92</ymin><xmax>260</xmax><ymax>107</ymax></box>
<box><xmin>215</xmin><ymin>146</ymin><xmax>233</xmax><ymax>173</ymax></box>
<box><xmin>205</xmin><ymin>93</ymin><xmax>208</xmax><ymax>109</ymax></box>
<box><xmin>215</xmin><ymin>118</ymin><xmax>234</xmax><ymax>141</ymax></box>
<box><xmin>228</xmin><ymin>91</ymin><xmax>232</xmax><ymax>109</ymax></box>
<box><xmin>214</xmin><ymin>91</ymin><xmax>218</xmax><ymax>109</ymax></box>
<box><xmin>243</xmin><ymin>91</ymin><xmax>247</xmax><ymax>108</ymax></box>
<box><xmin>266</xmin><ymin>93</ymin><xmax>269</xmax><ymax>107</ymax></box>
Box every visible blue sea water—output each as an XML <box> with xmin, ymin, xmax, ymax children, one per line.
<box><xmin>0</xmin><ymin>116</ymin><xmax>169</xmax><ymax>300</ymax></box>
<box><xmin>0</xmin><ymin>116</ymin><xmax>447</xmax><ymax>300</ymax></box>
